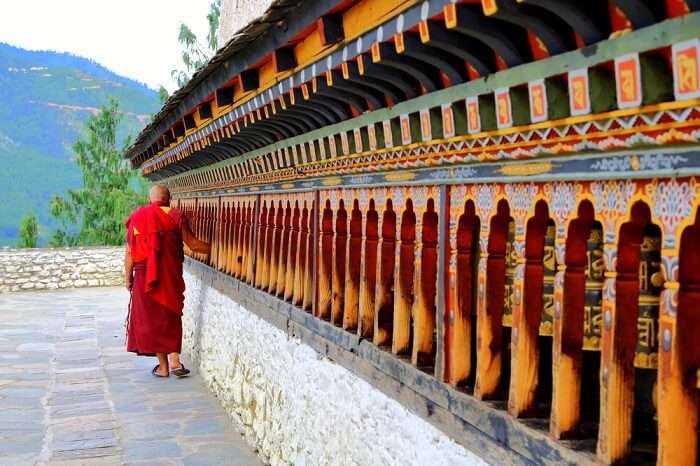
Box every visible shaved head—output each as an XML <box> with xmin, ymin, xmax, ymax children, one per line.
<box><xmin>149</xmin><ymin>185</ymin><xmax>171</xmax><ymax>205</ymax></box>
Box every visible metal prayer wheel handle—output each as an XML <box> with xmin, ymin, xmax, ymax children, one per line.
<box><xmin>503</xmin><ymin>220</ymin><xmax>516</xmax><ymax>327</ymax></box>
<box><xmin>540</xmin><ymin>224</ymin><xmax>556</xmax><ymax>336</ymax></box>
<box><xmin>634</xmin><ymin>231</ymin><xmax>663</xmax><ymax>370</ymax></box>
<box><xmin>583</xmin><ymin>225</ymin><xmax>604</xmax><ymax>351</ymax></box>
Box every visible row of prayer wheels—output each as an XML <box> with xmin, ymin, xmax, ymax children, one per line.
<box><xmin>498</xmin><ymin>222</ymin><xmax>662</xmax><ymax>368</ymax></box>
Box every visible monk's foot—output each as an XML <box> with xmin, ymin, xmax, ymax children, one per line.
<box><xmin>152</xmin><ymin>364</ymin><xmax>169</xmax><ymax>377</ymax></box>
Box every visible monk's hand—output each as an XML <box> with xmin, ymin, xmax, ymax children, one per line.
<box><xmin>125</xmin><ymin>276</ymin><xmax>133</xmax><ymax>291</ymax></box>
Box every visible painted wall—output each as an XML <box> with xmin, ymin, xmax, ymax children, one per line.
<box><xmin>181</xmin><ymin>269</ymin><xmax>487</xmax><ymax>466</ymax></box>
<box><xmin>0</xmin><ymin>247</ymin><xmax>123</xmax><ymax>293</ymax></box>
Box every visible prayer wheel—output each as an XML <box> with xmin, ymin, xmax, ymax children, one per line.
<box><xmin>583</xmin><ymin>223</ymin><xmax>604</xmax><ymax>351</ymax></box>
<box><xmin>503</xmin><ymin>220</ymin><xmax>516</xmax><ymax>327</ymax></box>
<box><xmin>540</xmin><ymin>223</ymin><xmax>556</xmax><ymax>336</ymax></box>
<box><xmin>634</xmin><ymin>226</ymin><xmax>663</xmax><ymax>369</ymax></box>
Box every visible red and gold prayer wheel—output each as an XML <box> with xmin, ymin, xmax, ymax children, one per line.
<box><xmin>634</xmin><ymin>227</ymin><xmax>663</xmax><ymax>369</ymax></box>
<box><xmin>503</xmin><ymin>220</ymin><xmax>516</xmax><ymax>327</ymax></box>
<box><xmin>583</xmin><ymin>224</ymin><xmax>604</xmax><ymax>351</ymax></box>
<box><xmin>539</xmin><ymin>223</ymin><xmax>556</xmax><ymax>336</ymax></box>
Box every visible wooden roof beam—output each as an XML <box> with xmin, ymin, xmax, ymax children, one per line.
<box><xmin>418</xmin><ymin>20</ymin><xmax>495</xmax><ymax>77</ymax></box>
<box><xmin>445</xmin><ymin>4</ymin><xmax>528</xmax><ymax>67</ymax></box>
<box><xmin>481</xmin><ymin>0</ymin><xmax>572</xmax><ymax>56</ymax></box>
<box><xmin>516</xmin><ymin>0</ymin><xmax>610</xmax><ymax>45</ymax></box>
<box><xmin>372</xmin><ymin>42</ymin><xmax>443</xmax><ymax>92</ymax></box>
<box><xmin>326</xmin><ymin>69</ymin><xmax>385</xmax><ymax>110</ymax></box>
<box><xmin>398</xmin><ymin>32</ymin><xmax>467</xmax><ymax>85</ymax></box>
<box><xmin>342</xmin><ymin>60</ymin><xmax>404</xmax><ymax>103</ymax></box>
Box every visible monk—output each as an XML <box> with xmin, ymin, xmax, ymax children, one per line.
<box><xmin>124</xmin><ymin>185</ymin><xmax>210</xmax><ymax>377</ymax></box>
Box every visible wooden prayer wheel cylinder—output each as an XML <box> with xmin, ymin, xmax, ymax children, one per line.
<box><xmin>634</xmin><ymin>228</ymin><xmax>663</xmax><ymax>369</ymax></box>
<box><xmin>502</xmin><ymin>220</ymin><xmax>516</xmax><ymax>327</ymax></box>
<box><xmin>583</xmin><ymin>224</ymin><xmax>604</xmax><ymax>351</ymax></box>
<box><xmin>540</xmin><ymin>223</ymin><xmax>556</xmax><ymax>336</ymax></box>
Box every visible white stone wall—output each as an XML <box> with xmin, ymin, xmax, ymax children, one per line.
<box><xmin>182</xmin><ymin>270</ymin><xmax>487</xmax><ymax>466</ymax></box>
<box><xmin>218</xmin><ymin>0</ymin><xmax>275</xmax><ymax>46</ymax></box>
<box><xmin>0</xmin><ymin>247</ymin><xmax>124</xmax><ymax>293</ymax></box>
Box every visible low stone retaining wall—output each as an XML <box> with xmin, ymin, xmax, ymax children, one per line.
<box><xmin>182</xmin><ymin>266</ymin><xmax>489</xmax><ymax>466</ymax></box>
<box><xmin>0</xmin><ymin>247</ymin><xmax>124</xmax><ymax>293</ymax></box>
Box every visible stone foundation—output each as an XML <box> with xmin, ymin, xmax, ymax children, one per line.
<box><xmin>181</xmin><ymin>268</ymin><xmax>488</xmax><ymax>466</ymax></box>
<box><xmin>0</xmin><ymin>247</ymin><xmax>124</xmax><ymax>293</ymax></box>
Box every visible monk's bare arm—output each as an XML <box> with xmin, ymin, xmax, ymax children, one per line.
<box><xmin>124</xmin><ymin>247</ymin><xmax>134</xmax><ymax>291</ymax></box>
<box><xmin>182</xmin><ymin>218</ymin><xmax>211</xmax><ymax>255</ymax></box>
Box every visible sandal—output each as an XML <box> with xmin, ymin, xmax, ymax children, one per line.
<box><xmin>171</xmin><ymin>364</ymin><xmax>191</xmax><ymax>378</ymax></box>
<box><xmin>152</xmin><ymin>365</ymin><xmax>169</xmax><ymax>378</ymax></box>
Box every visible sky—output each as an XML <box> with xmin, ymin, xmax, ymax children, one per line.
<box><xmin>0</xmin><ymin>0</ymin><xmax>213</xmax><ymax>92</ymax></box>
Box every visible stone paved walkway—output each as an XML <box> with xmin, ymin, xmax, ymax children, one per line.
<box><xmin>0</xmin><ymin>287</ymin><xmax>263</xmax><ymax>466</ymax></box>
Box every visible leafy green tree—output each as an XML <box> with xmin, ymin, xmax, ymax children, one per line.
<box><xmin>17</xmin><ymin>212</ymin><xmax>38</xmax><ymax>248</ymax></box>
<box><xmin>49</xmin><ymin>99</ymin><xmax>147</xmax><ymax>246</ymax></box>
<box><xmin>158</xmin><ymin>85</ymin><xmax>169</xmax><ymax>105</ymax></box>
<box><xmin>171</xmin><ymin>0</ymin><xmax>221</xmax><ymax>88</ymax></box>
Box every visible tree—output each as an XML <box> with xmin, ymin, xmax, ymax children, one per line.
<box><xmin>17</xmin><ymin>213</ymin><xmax>38</xmax><ymax>248</ymax></box>
<box><xmin>170</xmin><ymin>0</ymin><xmax>221</xmax><ymax>88</ymax></box>
<box><xmin>49</xmin><ymin>99</ymin><xmax>148</xmax><ymax>246</ymax></box>
<box><xmin>158</xmin><ymin>85</ymin><xmax>169</xmax><ymax>105</ymax></box>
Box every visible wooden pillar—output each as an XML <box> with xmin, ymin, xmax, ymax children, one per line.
<box><xmin>276</xmin><ymin>202</ymin><xmax>292</xmax><ymax>297</ymax></box>
<box><xmin>311</xmin><ymin>194</ymin><xmax>320</xmax><ymax>316</ymax></box>
<box><xmin>597</xmin><ymin>237</ymin><xmax>630</xmax><ymax>464</ymax></box>
<box><xmin>412</xmin><ymin>195</ymin><xmax>439</xmax><ymax>368</ymax></box>
<box><xmin>233</xmin><ymin>201</ymin><xmax>242</xmax><ymax>276</ymax></box>
<box><xmin>392</xmin><ymin>196</ymin><xmax>415</xmax><ymax>356</ymax></box>
<box><xmin>219</xmin><ymin>202</ymin><xmax>229</xmax><ymax>273</ymax></box>
<box><xmin>284</xmin><ymin>201</ymin><xmax>300</xmax><ymax>302</ymax></box>
<box><xmin>303</xmin><ymin>197</ymin><xmax>316</xmax><ymax>312</ymax></box>
<box><xmin>374</xmin><ymin>197</ymin><xmax>395</xmax><ymax>347</ymax></box>
<box><xmin>343</xmin><ymin>199</ymin><xmax>363</xmax><ymax>331</ymax></box>
<box><xmin>294</xmin><ymin>202</ymin><xmax>309</xmax><ymax>306</ymax></box>
<box><xmin>254</xmin><ymin>201</ymin><xmax>268</xmax><ymax>289</ymax></box>
<box><xmin>550</xmin><ymin>226</ymin><xmax>570</xmax><ymax>437</ymax></box>
<box><xmin>247</xmin><ymin>197</ymin><xmax>260</xmax><ymax>284</ymax></box>
<box><xmin>332</xmin><ymin>200</ymin><xmax>348</xmax><ymax>325</ymax></box>
<box><xmin>657</xmin><ymin>244</ymin><xmax>698</xmax><ymax>465</ymax></box>
<box><xmin>509</xmin><ymin>201</ymin><xmax>554</xmax><ymax>417</ymax></box>
<box><xmin>317</xmin><ymin>198</ymin><xmax>333</xmax><ymax>319</ymax></box>
<box><xmin>215</xmin><ymin>198</ymin><xmax>224</xmax><ymax>271</ymax></box>
<box><xmin>207</xmin><ymin>201</ymin><xmax>216</xmax><ymax>265</ymax></box>
<box><xmin>262</xmin><ymin>202</ymin><xmax>276</xmax><ymax>291</ymax></box>
<box><xmin>359</xmin><ymin>198</ymin><xmax>380</xmax><ymax>338</ymax></box>
<box><xmin>551</xmin><ymin>216</ymin><xmax>603</xmax><ymax>438</ymax></box>
<box><xmin>241</xmin><ymin>201</ymin><xmax>252</xmax><ymax>282</ymax></box>
<box><xmin>444</xmin><ymin>188</ymin><xmax>479</xmax><ymax>385</ymax></box>
<box><xmin>474</xmin><ymin>204</ymin><xmax>509</xmax><ymax>400</ymax></box>
<box><xmin>269</xmin><ymin>202</ymin><xmax>284</xmax><ymax>293</ymax></box>
<box><xmin>232</xmin><ymin>200</ymin><xmax>241</xmax><ymax>275</ymax></box>
<box><xmin>507</xmin><ymin>224</ymin><xmax>531</xmax><ymax>416</ymax></box>
<box><xmin>474</xmin><ymin>230</ymin><xmax>492</xmax><ymax>399</ymax></box>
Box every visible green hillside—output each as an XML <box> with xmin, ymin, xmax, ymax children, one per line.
<box><xmin>0</xmin><ymin>42</ymin><xmax>160</xmax><ymax>246</ymax></box>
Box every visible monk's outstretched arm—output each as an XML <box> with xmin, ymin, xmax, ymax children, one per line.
<box><xmin>182</xmin><ymin>219</ymin><xmax>212</xmax><ymax>255</ymax></box>
<box><xmin>124</xmin><ymin>247</ymin><xmax>134</xmax><ymax>291</ymax></box>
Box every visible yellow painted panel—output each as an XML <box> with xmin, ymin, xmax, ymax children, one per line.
<box><xmin>385</xmin><ymin>171</ymin><xmax>416</xmax><ymax>182</ymax></box>
<box><xmin>295</xmin><ymin>30</ymin><xmax>330</xmax><ymax>65</ymax></box>
<box><xmin>259</xmin><ymin>61</ymin><xmax>278</xmax><ymax>89</ymax></box>
<box><xmin>499</xmin><ymin>162</ymin><xmax>553</xmax><ymax>176</ymax></box>
<box><xmin>343</xmin><ymin>0</ymin><xmax>415</xmax><ymax>41</ymax></box>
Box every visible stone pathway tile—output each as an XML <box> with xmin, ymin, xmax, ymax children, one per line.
<box><xmin>0</xmin><ymin>287</ymin><xmax>263</xmax><ymax>466</ymax></box>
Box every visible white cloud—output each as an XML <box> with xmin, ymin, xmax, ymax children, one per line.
<box><xmin>0</xmin><ymin>0</ymin><xmax>214</xmax><ymax>93</ymax></box>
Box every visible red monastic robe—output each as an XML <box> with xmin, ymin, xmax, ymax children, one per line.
<box><xmin>125</xmin><ymin>203</ymin><xmax>185</xmax><ymax>355</ymax></box>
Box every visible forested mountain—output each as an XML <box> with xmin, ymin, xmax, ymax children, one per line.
<box><xmin>0</xmin><ymin>42</ymin><xmax>160</xmax><ymax>245</ymax></box>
